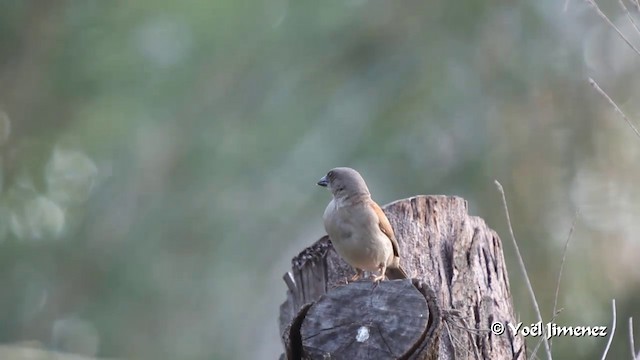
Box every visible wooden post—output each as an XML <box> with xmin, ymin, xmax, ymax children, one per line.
<box><xmin>279</xmin><ymin>195</ymin><xmax>526</xmax><ymax>360</ymax></box>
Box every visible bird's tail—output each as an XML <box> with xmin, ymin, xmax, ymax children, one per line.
<box><xmin>385</xmin><ymin>266</ymin><xmax>408</xmax><ymax>280</ymax></box>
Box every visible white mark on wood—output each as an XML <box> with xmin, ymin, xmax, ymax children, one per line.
<box><xmin>356</xmin><ymin>326</ymin><xmax>370</xmax><ymax>342</ymax></box>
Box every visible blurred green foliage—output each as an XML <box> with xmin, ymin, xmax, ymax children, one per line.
<box><xmin>1</xmin><ymin>0</ymin><xmax>640</xmax><ymax>359</ymax></box>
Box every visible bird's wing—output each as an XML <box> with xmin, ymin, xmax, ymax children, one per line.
<box><xmin>368</xmin><ymin>200</ymin><xmax>400</xmax><ymax>258</ymax></box>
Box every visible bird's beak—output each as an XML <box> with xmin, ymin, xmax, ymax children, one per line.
<box><xmin>317</xmin><ymin>175</ymin><xmax>328</xmax><ymax>187</ymax></box>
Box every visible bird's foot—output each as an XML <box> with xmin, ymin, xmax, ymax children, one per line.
<box><xmin>371</xmin><ymin>264</ymin><xmax>386</xmax><ymax>283</ymax></box>
<box><xmin>349</xmin><ymin>269</ymin><xmax>364</xmax><ymax>282</ymax></box>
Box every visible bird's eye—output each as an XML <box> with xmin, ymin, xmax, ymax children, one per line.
<box><xmin>327</xmin><ymin>170</ymin><xmax>334</xmax><ymax>178</ymax></box>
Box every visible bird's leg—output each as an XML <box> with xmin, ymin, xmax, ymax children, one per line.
<box><xmin>349</xmin><ymin>268</ymin><xmax>364</xmax><ymax>282</ymax></box>
<box><xmin>371</xmin><ymin>264</ymin><xmax>387</xmax><ymax>283</ymax></box>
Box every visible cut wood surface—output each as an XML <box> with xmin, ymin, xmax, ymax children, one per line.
<box><xmin>279</xmin><ymin>195</ymin><xmax>526</xmax><ymax>360</ymax></box>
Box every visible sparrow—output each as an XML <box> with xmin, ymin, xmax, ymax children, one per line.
<box><xmin>317</xmin><ymin>167</ymin><xmax>408</xmax><ymax>282</ymax></box>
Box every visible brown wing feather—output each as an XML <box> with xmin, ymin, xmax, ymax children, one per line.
<box><xmin>368</xmin><ymin>200</ymin><xmax>401</xmax><ymax>258</ymax></box>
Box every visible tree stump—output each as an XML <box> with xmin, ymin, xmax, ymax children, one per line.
<box><xmin>279</xmin><ymin>195</ymin><xmax>526</xmax><ymax>360</ymax></box>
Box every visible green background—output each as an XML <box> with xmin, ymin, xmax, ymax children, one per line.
<box><xmin>1</xmin><ymin>0</ymin><xmax>639</xmax><ymax>359</ymax></box>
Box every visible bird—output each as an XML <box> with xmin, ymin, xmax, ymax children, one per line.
<box><xmin>317</xmin><ymin>167</ymin><xmax>408</xmax><ymax>282</ymax></box>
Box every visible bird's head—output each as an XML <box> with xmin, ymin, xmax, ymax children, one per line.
<box><xmin>317</xmin><ymin>167</ymin><xmax>370</xmax><ymax>199</ymax></box>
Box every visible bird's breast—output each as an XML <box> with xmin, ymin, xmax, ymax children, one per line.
<box><xmin>322</xmin><ymin>201</ymin><xmax>393</xmax><ymax>271</ymax></box>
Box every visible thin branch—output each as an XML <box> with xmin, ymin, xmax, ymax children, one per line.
<box><xmin>634</xmin><ymin>0</ymin><xmax>640</xmax><ymax>14</ymax></box>
<box><xmin>588</xmin><ymin>77</ymin><xmax>640</xmax><ymax>139</ymax></box>
<box><xmin>446</xmin><ymin>322</ymin><xmax>490</xmax><ymax>334</ymax></box>
<box><xmin>619</xmin><ymin>0</ymin><xmax>640</xmax><ymax>37</ymax></box>
<box><xmin>531</xmin><ymin>214</ymin><xmax>579</xmax><ymax>359</ymax></box>
<box><xmin>602</xmin><ymin>299</ymin><xmax>617</xmax><ymax>360</ymax></box>
<box><xmin>458</xmin><ymin>317</ymin><xmax>482</xmax><ymax>360</ymax></box>
<box><xmin>442</xmin><ymin>308</ymin><xmax>488</xmax><ymax>360</ymax></box>
<box><xmin>528</xmin><ymin>349</ymin><xmax>542</xmax><ymax>360</ymax></box>
<box><xmin>443</xmin><ymin>309</ymin><xmax>491</xmax><ymax>334</ymax></box>
<box><xmin>531</xmin><ymin>308</ymin><xmax>566</xmax><ymax>358</ymax></box>
<box><xmin>443</xmin><ymin>316</ymin><xmax>482</xmax><ymax>360</ymax></box>
<box><xmin>630</xmin><ymin>317</ymin><xmax>636</xmax><ymax>360</ymax></box>
<box><xmin>494</xmin><ymin>180</ymin><xmax>553</xmax><ymax>360</ymax></box>
<box><xmin>584</xmin><ymin>0</ymin><xmax>640</xmax><ymax>57</ymax></box>
<box><xmin>549</xmin><ymin>211</ymin><xmax>579</xmax><ymax>351</ymax></box>
<box><xmin>443</xmin><ymin>321</ymin><xmax>459</xmax><ymax>359</ymax></box>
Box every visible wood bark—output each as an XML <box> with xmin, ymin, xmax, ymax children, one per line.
<box><xmin>279</xmin><ymin>195</ymin><xmax>525</xmax><ymax>360</ymax></box>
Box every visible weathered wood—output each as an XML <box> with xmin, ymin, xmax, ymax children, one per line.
<box><xmin>279</xmin><ymin>195</ymin><xmax>525</xmax><ymax>360</ymax></box>
<box><xmin>301</xmin><ymin>279</ymin><xmax>434</xmax><ymax>359</ymax></box>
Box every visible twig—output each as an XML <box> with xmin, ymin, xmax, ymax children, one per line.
<box><xmin>601</xmin><ymin>299</ymin><xmax>617</xmax><ymax>360</ymax></box>
<box><xmin>442</xmin><ymin>308</ymin><xmax>486</xmax><ymax>360</ymax></box>
<box><xmin>443</xmin><ymin>321</ymin><xmax>459</xmax><ymax>359</ymax></box>
<box><xmin>630</xmin><ymin>317</ymin><xmax>636</xmax><ymax>360</ymax></box>
<box><xmin>446</xmin><ymin>321</ymin><xmax>491</xmax><ymax>334</ymax></box>
<box><xmin>443</xmin><ymin>318</ymin><xmax>477</xmax><ymax>360</ymax></box>
<box><xmin>443</xmin><ymin>309</ymin><xmax>491</xmax><ymax>334</ymax></box>
<box><xmin>550</xmin><ymin>211</ymin><xmax>579</xmax><ymax>351</ymax></box>
<box><xmin>531</xmin><ymin>308</ymin><xmax>565</xmax><ymax>358</ymax></box>
<box><xmin>459</xmin><ymin>317</ymin><xmax>482</xmax><ymax>360</ymax></box>
<box><xmin>494</xmin><ymin>180</ymin><xmax>553</xmax><ymax>360</ymax></box>
<box><xmin>531</xmin><ymin>210</ymin><xmax>578</xmax><ymax>359</ymax></box>
<box><xmin>619</xmin><ymin>0</ymin><xmax>640</xmax><ymax>37</ymax></box>
<box><xmin>634</xmin><ymin>0</ymin><xmax>640</xmax><ymax>14</ymax></box>
<box><xmin>584</xmin><ymin>0</ymin><xmax>640</xmax><ymax>57</ymax></box>
<box><xmin>588</xmin><ymin>77</ymin><xmax>640</xmax><ymax>139</ymax></box>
